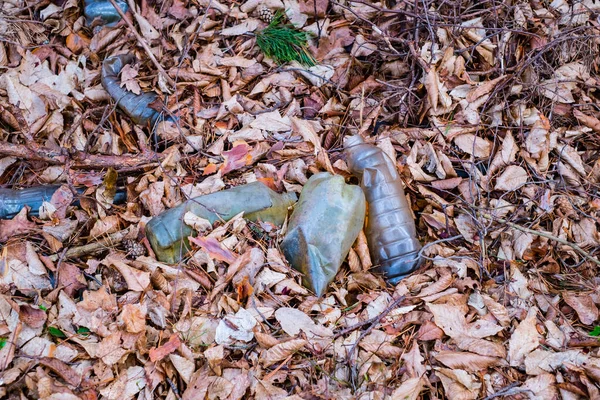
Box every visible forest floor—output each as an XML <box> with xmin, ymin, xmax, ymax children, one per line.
<box><xmin>1</xmin><ymin>0</ymin><xmax>600</xmax><ymax>399</ymax></box>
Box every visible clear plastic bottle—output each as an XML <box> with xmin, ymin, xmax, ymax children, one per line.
<box><xmin>280</xmin><ymin>172</ymin><xmax>366</xmax><ymax>296</ymax></box>
<box><xmin>145</xmin><ymin>182</ymin><xmax>297</xmax><ymax>264</ymax></box>
<box><xmin>344</xmin><ymin>135</ymin><xmax>422</xmax><ymax>284</ymax></box>
<box><xmin>0</xmin><ymin>186</ymin><xmax>126</xmax><ymax>219</ymax></box>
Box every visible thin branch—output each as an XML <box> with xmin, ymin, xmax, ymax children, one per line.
<box><xmin>107</xmin><ymin>0</ymin><xmax>177</xmax><ymax>89</ymax></box>
<box><xmin>481</xmin><ymin>214</ymin><xmax>600</xmax><ymax>266</ymax></box>
<box><xmin>48</xmin><ymin>228</ymin><xmax>132</xmax><ymax>262</ymax></box>
<box><xmin>0</xmin><ymin>141</ymin><xmax>161</xmax><ymax>170</ymax></box>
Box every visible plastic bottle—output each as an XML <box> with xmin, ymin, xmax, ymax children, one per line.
<box><xmin>280</xmin><ymin>172</ymin><xmax>366</xmax><ymax>296</ymax></box>
<box><xmin>0</xmin><ymin>186</ymin><xmax>127</xmax><ymax>219</ymax></box>
<box><xmin>84</xmin><ymin>0</ymin><xmax>128</xmax><ymax>27</ymax></box>
<box><xmin>344</xmin><ymin>135</ymin><xmax>422</xmax><ymax>284</ymax></box>
<box><xmin>101</xmin><ymin>55</ymin><xmax>175</xmax><ymax>127</ymax></box>
<box><xmin>145</xmin><ymin>182</ymin><xmax>297</xmax><ymax>264</ymax></box>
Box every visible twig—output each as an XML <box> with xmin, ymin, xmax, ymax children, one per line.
<box><xmin>334</xmin><ymin>295</ymin><xmax>406</xmax><ymax>339</ymax></box>
<box><xmin>0</xmin><ymin>140</ymin><xmax>161</xmax><ymax>170</ymax></box>
<box><xmin>480</xmin><ymin>382</ymin><xmax>529</xmax><ymax>400</ymax></box>
<box><xmin>107</xmin><ymin>0</ymin><xmax>176</xmax><ymax>89</ymax></box>
<box><xmin>48</xmin><ymin>228</ymin><xmax>132</xmax><ymax>262</ymax></box>
<box><xmin>481</xmin><ymin>214</ymin><xmax>600</xmax><ymax>266</ymax></box>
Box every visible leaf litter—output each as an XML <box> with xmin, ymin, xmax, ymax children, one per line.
<box><xmin>1</xmin><ymin>0</ymin><xmax>600</xmax><ymax>399</ymax></box>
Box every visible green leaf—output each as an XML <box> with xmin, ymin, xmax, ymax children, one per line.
<box><xmin>77</xmin><ymin>327</ymin><xmax>91</xmax><ymax>337</ymax></box>
<box><xmin>48</xmin><ymin>327</ymin><xmax>67</xmax><ymax>338</ymax></box>
<box><xmin>590</xmin><ymin>326</ymin><xmax>600</xmax><ymax>337</ymax></box>
<box><xmin>39</xmin><ymin>304</ymin><xmax>48</xmax><ymax>312</ymax></box>
<box><xmin>0</xmin><ymin>337</ymin><xmax>6</xmax><ymax>349</ymax></box>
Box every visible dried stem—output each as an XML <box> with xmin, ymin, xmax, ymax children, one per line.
<box><xmin>0</xmin><ymin>140</ymin><xmax>161</xmax><ymax>170</ymax></box>
<box><xmin>107</xmin><ymin>0</ymin><xmax>176</xmax><ymax>89</ymax></box>
<box><xmin>482</xmin><ymin>214</ymin><xmax>600</xmax><ymax>266</ymax></box>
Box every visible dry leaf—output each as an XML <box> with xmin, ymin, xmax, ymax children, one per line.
<box><xmin>261</xmin><ymin>338</ymin><xmax>306</xmax><ymax>366</ymax></box>
<box><xmin>494</xmin><ymin>165</ymin><xmax>528</xmax><ymax>191</ymax></box>
<box><xmin>508</xmin><ymin>307</ymin><xmax>540</xmax><ymax>367</ymax></box>
<box><xmin>563</xmin><ymin>293</ymin><xmax>599</xmax><ymax>325</ymax></box>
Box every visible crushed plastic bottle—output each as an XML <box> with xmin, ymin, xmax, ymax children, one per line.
<box><xmin>280</xmin><ymin>172</ymin><xmax>366</xmax><ymax>296</ymax></box>
<box><xmin>0</xmin><ymin>186</ymin><xmax>127</xmax><ymax>219</ymax></box>
<box><xmin>146</xmin><ymin>182</ymin><xmax>297</xmax><ymax>264</ymax></box>
<box><xmin>84</xmin><ymin>0</ymin><xmax>128</xmax><ymax>27</ymax></box>
<box><xmin>344</xmin><ymin>135</ymin><xmax>422</xmax><ymax>284</ymax></box>
<box><xmin>101</xmin><ymin>54</ymin><xmax>175</xmax><ymax>127</ymax></box>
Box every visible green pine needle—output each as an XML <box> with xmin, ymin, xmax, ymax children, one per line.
<box><xmin>256</xmin><ymin>12</ymin><xmax>316</xmax><ymax>67</ymax></box>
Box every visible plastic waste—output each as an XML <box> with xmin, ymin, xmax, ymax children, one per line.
<box><xmin>84</xmin><ymin>0</ymin><xmax>128</xmax><ymax>27</ymax></box>
<box><xmin>0</xmin><ymin>186</ymin><xmax>127</xmax><ymax>219</ymax></box>
<box><xmin>145</xmin><ymin>182</ymin><xmax>297</xmax><ymax>264</ymax></box>
<box><xmin>101</xmin><ymin>54</ymin><xmax>175</xmax><ymax>127</ymax></box>
<box><xmin>280</xmin><ymin>172</ymin><xmax>366</xmax><ymax>296</ymax></box>
<box><xmin>344</xmin><ymin>135</ymin><xmax>422</xmax><ymax>284</ymax></box>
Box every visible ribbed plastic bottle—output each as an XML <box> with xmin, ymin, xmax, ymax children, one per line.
<box><xmin>344</xmin><ymin>135</ymin><xmax>422</xmax><ymax>284</ymax></box>
<box><xmin>0</xmin><ymin>186</ymin><xmax>127</xmax><ymax>219</ymax></box>
<box><xmin>145</xmin><ymin>182</ymin><xmax>297</xmax><ymax>264</ymax></box>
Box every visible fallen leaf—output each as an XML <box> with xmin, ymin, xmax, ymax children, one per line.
<box><xmin>149</xmin><ymin>333</ymin><xmax>181</xmax><ymax>362</ymax></box>
<box><xmin>219</xmin><ymin>142</ymin><xmax>253</xmax><ymax>175</ymax></box>
<box><xmin>119</xmin><ymin>64</ymin><xmax>141</xmax><ymax>95</ymax></box>
<box><xmin>563</xmin><ymin>293</ymin><xmax>599</xmax><ymax>325</ymax></box>
<box><xmin>215</xmin><ymin>308</ymin><xmax>257</xmax><ymax>345</ymax></box>
<box><xmin>189</xmin><ymin>236</ymin><xmax>238</xmax><ymax>264</ymax></box>
<box><xmin>260</xmin><ymin>338</ymin><xmax>306</xmax><ymax>366</ymax></box>
<box><xmin>508</xmin><ymin>307</ymin><xmax>540</xmax><ymax>367</ymax></box>
<box><xmin>453</xmin><ymin>134</ymin><xmax>492</xmax><ymax>158</ymax></box>
<box><xmin>105</xmin><ymin>253</ymin><xmax>150</xmax><ymax>291</ymax></box>
<box><xmin>494</xmin><ymin>165</ymin><xmax>528</xmax><ymax>191</ymax></box>
<box><xmin>0</xmin><ymin>208</ymin><xmax>36</xmax><ymax>242</ymax></box>
<box><xmin>434</xmin><ymin>351</ymin><xmax>502</xmax><ymax>372</ymax></box>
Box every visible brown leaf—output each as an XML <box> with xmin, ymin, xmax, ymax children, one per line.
<box><xmin>494</xmin><ymin>165</ymin><xmax>528</xmax><ymax>191</ymax></box>
<box><xmin>105</xmin><ymin>254</ymin><xmax>150</xmax><ymax>292</ymax></box>
<box><xmin>149</xmin><ymin>333</ymin><xmax>181</xmax><ymax>362</ymax></box>
<box><xmin>435</xmin><ymin>367</ymin><xmax>481</xmax><ymax>400</ymax></box>
<box><xmin>453</xmin><ymin>134</ymin><xmax>492</xmax><ymax>158</ymax></box>
<box><xmin>574</xmin><ymin>109</ymin><xmax>600</xmax><ymax>133</ymax></box>
<box><xmin>50</xmin><ymin>185</ymin><xmax>73</xmax><ymax>220</ymax></box>
<box><xmin>401</xmin><ymin>342</ymin><xmax>426</xmax><ymax>378</ymax></box>
<box><xmin>563</xmin><ymin>293</ymin><xmax>599</xmax><ymax>326</ymax></box>
<box><xmin>465</xmin><ymin>76</ymin><xmax>506</xmax><ymax>102</ymax></box>
<box><xmin>261</xmin><ymin>339</ymin><xmax>307</xmax><ymax>367</ymax></box>
<box><xmin>389</xmin><ymin>377</ymin><xmax>426</xmax><ymax>400</ymax></box>
<box><xmin>508</xmin><ymin>307</ymin><xmax>540</xmax><ymax>367</ymax></box>
<box><xmin>39</xmin><ymin>357</ymin><xmax>82</xmax><ymax>387</ymax></box>
<box><xmin>219</xmin><ymin>143</ymin><xmax>252</xmax><ymax>175</ymax></box>
<box><xmin>189</xmin><ymin>236</ymin><xmax>238</xmax><ymax>264</ymax></box>
<box><xmin>58</xmin><ymin>262</ymin><xmax>86</xmax><ymax>297</ymax></box>
<box><xmin>434</xmin><ymin>351</ymin><xmax>502</xmax><ymax>372</ymax></box>
<box><xmin>0</xmin><ymin>208</ymin><xmax>36</xmax><ymax>242</ymax></box>
<box><xmin>119</xmin><ymin>304</ymin><xmax>147</xmax><ymax>333</ymax></box>
<box><xmin>0</xmin><ymin>322</ymin><xmax>21</xmax><ymax>371</ymax></box>
<box><xmin>19</xmin><ymin>304</ymin><xmax>47</xmax><ymax>328</ymax></box>
<box><xmin>417</xmin><ymin>320</ymin><xmax>445</xmax><ymax>341</ymax></box>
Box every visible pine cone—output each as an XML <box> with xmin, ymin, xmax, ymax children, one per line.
<box><xmin>257</xmin><ymin>5</ymin><xmax>274</xmax><ymax>23</ymax></box>
<box><xmin>123</xmin><ymin>239</ymin><xmax>147</xmax><ymax>258</ymax></box>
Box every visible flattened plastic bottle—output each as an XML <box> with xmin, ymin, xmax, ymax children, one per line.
<box><xmin>280</xmin><ymin>172</ymin><xmax>366</xmax><ymax>296</ymax></box>
<box><xmin>84</xmin><ymin>0</ymin><xmax>128</xmax><ymax>27</ymax></box>
<box><xmin>344</xmin><ymin>135</ymin><xmax>422</xmax><ymax>284</ymax></box>
<box><xmin>146</xmin><ymin>182</ymin><xmax>297</xmax><ymax>264</ymax></box>
<box><xmin>101</xmin><ymin>54</ymin><xmax>175</xmax><ymax>127</ymax></box>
